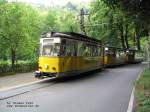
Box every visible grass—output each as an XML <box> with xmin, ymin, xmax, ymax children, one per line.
<box><xmin>135</xmin><ymin>69</ymin><xmax>150</xmax><ymax>112</ymax></box>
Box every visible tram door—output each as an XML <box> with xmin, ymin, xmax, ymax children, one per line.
<box><xmin>64</xmin><ymin>39</ymin><xmax>78</xmax><ymax>72</ymax></box>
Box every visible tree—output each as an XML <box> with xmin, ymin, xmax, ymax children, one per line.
<box><xmin>87</xmin><ymin>0</ymin><xmax>133</xmax><ymax>48</ymax></box>
<box><xmin>101</xmin><ymin>0</ymin><xmax>150</xmax><ymax>68</ymax></box>
<box><xmin>57</xmin><ymin>9</ymin><xmax>79</xmax><ymax>32</ymax></box>
<box><xmin>41</xmin><ymin>10</ymin><xmax>58</xmax><ymax>32</ymax></box>
<box><xmin>0</xmin><ymin>2</ymin><xmax>40</xmax><ymax>68</ymax></box>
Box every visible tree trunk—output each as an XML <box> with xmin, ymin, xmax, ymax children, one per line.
<box><xmin>135</xmin><ymin>28</ymin><xmax>141</xmax><ymax>50</ymax></box>
<box><xmin>148</xmin><ymin>31</ymin><xmax>150</xmax><ymax>69</ymax></box>
<box><xmin>136</xmin><ymin>36</ymin><xmax>141</xmax><ymax>50</ymax></box>
<box><xmin>121</xmin><ymin>33</ymin><xmax>126</xmax><ymax>48</ymax></box>
<box><xmin>119</xmin><ymin>24</ymin><xmax>126</xmax><ymax>48</ymax></box>
<box><xmin>11</xmin><ymin>48</ymin><xmax>16</xmax><ymax>70</ymax></box>
<box><xmin>133</xmin><ymin>33</ymin><xmax>136</xmax><ymax>48</ymax></box>
<box><xmin>124</xmin><ymin>24</ymin><xmax>129</xmax><ymax>49</ymax></box>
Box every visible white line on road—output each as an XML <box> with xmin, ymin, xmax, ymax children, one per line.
<box><xmin>0</xmin><ymin>77</ymin><xmax>55</xmax><ymax>92</ymax></box>
<box><xmin>127</xmin><ymin>87</ymin><xmax>135</xmax><ymax>112</ymax></box>
<box><xmin>127</xmin><ymin>69</ymin><xmax>144</xmax><ymax>112</ymax></box>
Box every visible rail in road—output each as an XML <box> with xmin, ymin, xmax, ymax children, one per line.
<box><xmin>0</xmin><ymin>64</ymin><xmax>144</xmax><ymax>112</ymax></box>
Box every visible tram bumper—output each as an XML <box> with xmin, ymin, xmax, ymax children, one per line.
<box><xmin>35</xmin><ymin>71</ymin><xmax>42</xmax><ymax>78</ymax></box>
<box><xmin>35</xmin><ymin>71</ymin><xmax>58</xmax><ymax>78</ymax></box>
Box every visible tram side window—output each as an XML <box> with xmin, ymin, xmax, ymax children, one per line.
<box><xmin>119</xmin><ymin>51</ymin><xmax>124</xmax><ymax>57</ymax></box>
<box><xmin>91</xmin><ymin>46</ymin><xmax>94</xmax><ymax>56</ymax></box>
<box><xmin>116</xmin><ymin>51</ymin><xmax>120</xmax><ymax>58</ymax></box>
<box><xmin>93</xmin><ymin>46</ymin><xmax>98</xmax><ymax>56</ymax></box>
<box><xmin>73</xmin><ymin>41</ymin><xmax>78</xmax><ymax>56</ymax></box>
<box><xmin>78</xmin><ymin>42</ymin><xmax>83</xmax><ymax>56</ymax></box>
<box><xmin>61</xmin><ymin>39</ymin><xmax>66</xmax><ymax>56</ymax></box>
<box><xmin>78</xmin><ymin>42</ymin><xmax>86</xmax><ymax>56</ymax></box>
<box><xmin>83</xmin><ymin>44</ymin><xmax>92</xmax><ymax>56</ymax></box>
<box><xmin>95</xmin><ymin>47</ymin><xmax>99</xmax><ymax>56</ymax></box>
<box><xmin>98</xmin><ymin>47</ymin><xmax>101</xmax><ymax>56</ymax></box>
<box><xmin>82</xmin><ymin>44</ymin><xmax>87</xmax><ymax>56</ymax></box>
<box><xmin>78</xmin><ymin>43</ymin><xmax>100</xmax><ymax>57</ymax></box>
<box><xmin>84</xmin><ymin>45</ymin><xmax>88</xmax><ymax>56</ymax></box>
<box><xmin>65</xmin><ymin>40</ymin><xmax>77</xmax><ymax>56</ymax></box>
<box><xmin>66</xmin><ymin>44</ymin><xmax>72</xmax><ymax>56</ymax></box>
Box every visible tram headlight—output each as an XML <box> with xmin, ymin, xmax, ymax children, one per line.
<box><xmin>44</xmin><ymin>64</ymin><xmax>49</xmax><ymax>69</ymax></box>
<box><xmin>105</xmin><ymin>47</ymin><xmax>108</xmax><ymax>51</ymax></box>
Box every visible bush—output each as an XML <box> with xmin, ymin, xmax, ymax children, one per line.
<box><xmin>0</xmin><ymin>60</ymin><xmax>38</xmax><ymax>73</ymax></box>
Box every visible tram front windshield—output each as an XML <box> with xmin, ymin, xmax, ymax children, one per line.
<box><xmin>42</xmin><ymin>43</ymin><xmax>60</xmax><ymax>56</ymax></box>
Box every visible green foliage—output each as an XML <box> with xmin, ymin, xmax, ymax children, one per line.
<box><xmin>87</xmin><ymin>0</ymin><xmax>130</xmax><ymax>47</ymax></box>
<box><xmin>88</xmin><ymin>0</ymin><xmax>148</xmax><ymax>50</ymax></box>
<box><xmin>56</xmin><ymin>9</ymin><xmax>79</xmax><ymax>32</ymax></box>
<box><xmin>0</xmin><ymin>3</ymin><xmax>39</xmax><ymax>60</ymax></box>
<box><xmin>41</xmin><ymin>8</ymin><xmax>80</xmax><ymax>32</ymax></box>
<box><xmin>41</xmin><ymin>10</ymin><xmax>58</xmax><ymax>32</ymax></box>
<box><xmin>135</xmin><ymin>69</ymin><xmax>150</xmax><ymax>112</ymax></box>
<box><xmin>0</xmin><ymin>1</ymin><xmax>80</xmax><ymax>71</ymax></box>
<box><xmin>102</xmin><ymin>0</ymin><xmax>150</xmax><ymax>33</ymax></box>
<box><xmin>0</xmin><ymin>2</ymin><xmax>40</xmax><ymax>66</ymax></box>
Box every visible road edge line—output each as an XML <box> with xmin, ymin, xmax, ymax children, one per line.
<box><xmin>127</xmin><ymin>69</ymin><xmax>144</xmax><ymax>112</ymax></box>
<box><xmin>0</xmin><ymin>77</ymin><xmax>55</xmax><ymax>92</ymax></box>
<box><xmin>127</xmin><ymin>87</ymin><xmax>135</xmax><ymax>112</ymax></box>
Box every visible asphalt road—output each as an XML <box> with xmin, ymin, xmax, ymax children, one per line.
<box><xmin>0</xmin><ymin>64</ymin><xmax>144</xmax><ymax>112</ymax></box>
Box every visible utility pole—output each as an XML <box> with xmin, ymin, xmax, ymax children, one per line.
<box><xmin>79</xmin><ymin>8</ymin><xmax>86</xmax><ymax>35</ymax></box>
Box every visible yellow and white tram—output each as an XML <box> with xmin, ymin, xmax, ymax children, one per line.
<box><xmin>35</xmin><ymin>32</ymin><xmax>143</xmax><ymax>79</ymax></box>
<box><xmin>35</xmin><ymin>32</ymin><xmax>103</xmax><ymax>78</ymax></box>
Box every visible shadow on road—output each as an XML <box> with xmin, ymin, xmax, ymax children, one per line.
<box><xmin>39</xmin><ymin>63</ymin><xmax>143</xmax><ymax>84</ymax></box>
<box><xmin>46</xmin><ymin>69</ymin><xmax>105</xmax><ymax>83</ymax></box>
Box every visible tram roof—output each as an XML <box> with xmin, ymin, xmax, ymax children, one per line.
<box><xmin>41</xmin><ymin>32</ymin><xmax>101</xmax><ymax>44</ymax></box>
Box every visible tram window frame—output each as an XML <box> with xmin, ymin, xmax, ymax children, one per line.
<box><xmin>116</xmin><ymin>51</ymin><xmax>120</xmax><ymax>58</ymax></box>
<box><xmin>91</xmin><ymin>46</ymin><xmax>94</xmax><ymax>56</ymax></box>
<box><xmin>72</xmin><ymin>40</ymin><xmax>78</xmax><ymax>56</ymax></box>
<box><xmin>95</xmin><ymin>46</ymin><xmax>99</xmax><ymax>56</ymax></box>
<box><xmin>39</xmin><ymin>43</ymin><xmax>42</xmax><ymax>56</ymax></box>
<box><xmin>60</xmin><ymin>39</ymin><xmax>66</xmax><ymax>56</ymax></box>
<box><xmin>42</xmin><ymin>43</ymin><xmax>61</xmax><ymax>56</ymax></box>
<box><xmin>85</xmin><ymin>43</ymin><xmax>94</xmax><ymax>57</ymax></box>
<box><xmin>65</xmin><ymin>39</ymin><xmax>78</xmax><ymax>56</ymax></box>
<box><xmin>120</xmin><ymin>51</ymin><xmax>124</xmax><ymax>56</ymax></box>
<box><xmin>77</xmin><ymin>42</ymin><xmax>83</xmax><ymax>56</ymax></box>
<box><xmin>98</xmin><ymin>47</ymin><xmax>101</xmax><ymax>56</ymax></box>
<box><xmin>66</xmin><ymin>40</ymin><xmax>72</xmax><ymax>56</ymax></box>
<box><xmin>83</xmin><ymin>44</ymin><xmax>88</xmax><ymax>56</ymax></box>
<box><xmin>77</xmin><ymin>41</ymin><xmax>101</xmax><ymax>57</ymax></box>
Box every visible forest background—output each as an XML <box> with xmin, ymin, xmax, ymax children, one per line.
<box><xmin>0</xmin><ymin>0</ymin><xmax>148</xmax><ymax>73</ymax></box>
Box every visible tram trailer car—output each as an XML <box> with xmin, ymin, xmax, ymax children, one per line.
<box><xmin>125</xmin><ymin>49</ymin><xmax>143</xmax><ymax>64</ymax></box>
<box><xmin>103</xmin><ymin>47</ymin><xmax>143</xmax><ymax>67</ymax></box>
<box><xmin>35</xmin><ymin>32</ymin><xmax>104</xmax><ymax>78</ymax></box>
<box><xmin>103</xmin><ymin>47</ymin><xmax>126</xmax><ymax>67</ymax></box>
